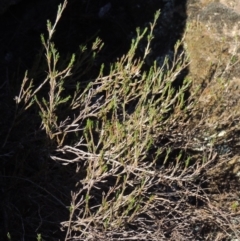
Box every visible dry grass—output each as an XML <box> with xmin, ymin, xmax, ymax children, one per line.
<box><xmin>1</xmin><ymin>1</ymin><xmax>240</xmax><ymax>240</ymax></box>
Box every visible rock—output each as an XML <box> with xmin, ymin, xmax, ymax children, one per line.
<box><xmin>185</xmin><ymin>0</ymin><xmax>240</xmax><ymax>132</ymax></box>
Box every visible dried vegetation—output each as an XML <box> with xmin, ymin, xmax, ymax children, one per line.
<box><xmin>0</xmin><ymin>1</ymin><xmax>239</xmax><ymax>240</ymax></box>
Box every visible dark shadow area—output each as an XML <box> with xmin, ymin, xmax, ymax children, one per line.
<box><xmin>0</xmin><ymin>0</ymin><xmax>188</xmax><ymax>240</ymax></box>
